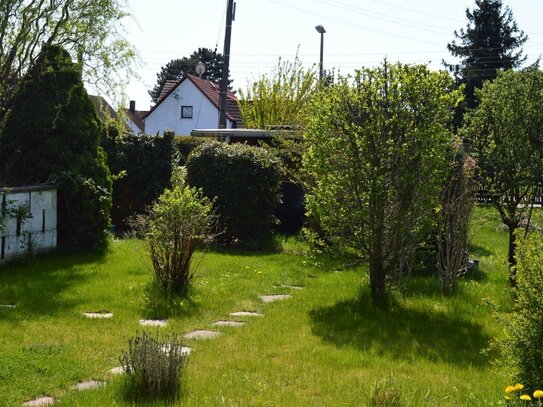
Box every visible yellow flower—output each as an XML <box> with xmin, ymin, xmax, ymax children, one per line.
<box><xmin>504</xmin><ymin>396</ymin><xmax>511</xmax><ymax>401</ymax></box>
<box><xmin>505</xmin><ymin>385</ymin><xmax>517</xmax><ymax>394</ymax></box>
<box><xmin>534</xmin><ymin>390</ymin><xmax>543</xmax><ymax>399</ymax></box>
<box><xmin>516</xmin><ymin>384</ymin><xmax>525</xmax><ymax>391</ymax></box>
<box><xmin>520</xmin><ymin>394</ymin><xmax>531</xmax><ymax>401</ymax></box>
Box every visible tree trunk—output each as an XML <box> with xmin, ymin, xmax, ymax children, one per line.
<box><xmin>507</xmin><ymin>223</ymin><xmax>517</xmax><ymax>287</ymax></box>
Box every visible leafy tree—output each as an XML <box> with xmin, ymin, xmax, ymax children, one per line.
<box><xmin>0</xmin><ymin>45</ymin><xmax>112</xmax><ymax>248</ymax></box>
<box><xmin>462</xmin><ymin>68</ymin><xmax>543</xmax><ymax>285</ymax></box>
<box><xmin>446</xmin><ymin>0</ymin><xmax>527</xmax><ymax>110</ymax></box>
<box><xmin>0</xmin><ymin>0</ymin><xmax>134</xmax><ymax>118</ymax></box>
<box><xmin>304</xmin><ymin>62</ymin><xmax>461</xmax><ymax>305</ymax></box>
<box><xmin>238</xmin><ymin>56</ymin><xmax>317</xmax><ymax>129</ymax></box>
<box><xmin>149</xmin><ymin>48</ymin><xmax>231</xmax><ymax>103</ymax></box>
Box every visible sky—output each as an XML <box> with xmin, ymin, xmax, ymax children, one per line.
<box><xmin>120</xmin><ymin>0</ymin><xmax>543</xmax><ymax>111</ymax></box>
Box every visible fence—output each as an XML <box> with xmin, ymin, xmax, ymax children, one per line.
<box><xmin>0</xmin><ymin>185</ymin><xmax>57</xmax><ymax>263</ymax></box>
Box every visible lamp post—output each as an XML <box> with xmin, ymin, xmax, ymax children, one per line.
<box><xmin>315</xmin><ymin>24</ymin><xmax>326</xmax><ymax>82</ymax></box>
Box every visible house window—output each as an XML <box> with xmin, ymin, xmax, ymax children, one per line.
<box><xmin>181</xmin><ymin>106</ymin><xmax>193</xmax><ymax>119</ymax></box>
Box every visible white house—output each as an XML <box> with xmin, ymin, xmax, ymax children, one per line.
<box><xmin>124</xmin><ymin>100</ymin><xmax>146</xmax><ymax>135</ymax></box>
<box><xmin>143</xmin><ymin>74</ymin><xmax>242</xmax><ymax>136</ymax></box>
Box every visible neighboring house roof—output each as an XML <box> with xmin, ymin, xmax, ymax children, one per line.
<box><xmin>144</xmin><ymin>74</ymin><xmax>242</xmax><ymax>127</ymax></box>
<box><xmin>90</xmin><ymin>95</ymin><xmax>117</xmax><ymax>122</ymax></box>
<box><xmin>123</xmin><ymin>108</ymin><xmax>147</xmax><ymax>132</ymax></box>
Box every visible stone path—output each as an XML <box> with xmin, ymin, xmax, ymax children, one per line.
<box><xmin>110</xmin><ymin>365</ymin><xmax>129</xmax><ymax>375</ymax></box>
<box><xmin>0</xmin><ymin>304</ymin><xmax>16</xmax><ymax>309</ymax></box>
<box><xmin>71</xmin><ymin>380</ymin><xmax>106</xmax><ymax>391</ymax></box>
<box><xmin>83</xmin><ymin>312</ymin><xmax>113</xmax><ymax>319</ymax></box>
<box><xmin>229</xmin><ymin>311</ymin><xmax>263</xmax><ymax>317</ymax></box>
<box><xmin>183</xmin><ymin>330</ymin><xmax>222</xmax><ymax>340</ymax></box>
<box><xmin>160</xmin><ymin>344</ymin><xmax>192</xmax><ymax>356</ymax></box>
<box><xmin>212</xmin><ymin>320</ymin><xmax>245</xmax><ymax>327</ymax></box>
<box><xmin>260</xmin><ymin>294</ymin><xmax>292</xmax><ymax>303</ymax></box>
<box><xmin>23</xmin><ymin>396</ymin><xmax>55</xmax><ymax>406</ymax></box>
<box><xmin>279</xmin><ymin>284</ymin><xmax>304</xmax><ymax>290</ymax></box>
<box><xmin>139</xmin><ymin>319</ymin><xmax>167</xmax><ymax>327</ymax></box>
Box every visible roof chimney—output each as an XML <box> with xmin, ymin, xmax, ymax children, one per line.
<box><xmin>129</xmin><ymin>100</ymin><xmax>136</xmax><ymax>113</ymax></box>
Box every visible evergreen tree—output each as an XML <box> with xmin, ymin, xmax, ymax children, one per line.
<box><xmin>149</xmin><ymin>48</ymin><xmax>232</xmax><ymax>103</ymax></box>
<box><xmin>0</xmin><ymin>45</ymin><xmax>112</xmax><ymax>248</ymax></box>
<box><xmin>446</xmin><ymin>0</ymin><xmax>527</xmax><ymax>110</ymax></box>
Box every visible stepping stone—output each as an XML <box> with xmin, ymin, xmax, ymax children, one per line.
<box><xmin>279</xmin><ymin>285</ymin><xmax>304</xmax><ymax>290</ymax></box>
<box><xmin>83</xmin><ymin>312</ymin><xmax>113</xmax><ymax>319</ymax></box>
<box><xmin>212</xmin><ymin>320</ymin><xmax>245</xmax><ymax>327</ymax></box>
<box><xmin>0</xmin><ymin>304</ymin><xmax>16</xmax><ymax>309</ymax></box>
<box><xmin>139</xmin><ymin>319</ymin><xmax>167</xmax><ymax>327</ymax></box>
<box><xmin>110</xmin><ymin>365</ymin><xmax>130</xmax><ymax>375</ymax></box>
<box><xmin>183</xmin><ymin>330</ymin><xmax>221</xmax><ymax>340</ymax></box>
<box><xmin>159</xmin><ymin>344</ymin><xmax>192</xmax><ymax>356</ymax></box>
<box><xmin>72</xmin><ymin>380</ymin><xmax>106</xmax><ymax>391</ymax></box>
<box><xmin>260</xmin><ymin>294</ymin><xmax>292</xmax><ymax>303</ymax></box>
<box><xmin>23</xmin><ymin>397</ymin><xmax>55</xmax><ymax>406</ymax></box>
<box><xmin>229</xmin><ymin>311</ymin><xmax>263</xmax><ymax>317</ymax></box>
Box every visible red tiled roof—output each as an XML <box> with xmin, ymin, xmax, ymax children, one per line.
<box><xmin>143</xmin><ymin>75</ymin><xmax>242</xmax><ymax>127</ymax></box>
<box><xmin>123</xmin><ymin>109</ymin><xmax>147</xmax><ymax>132</ymax></box>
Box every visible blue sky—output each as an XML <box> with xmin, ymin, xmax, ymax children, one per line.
<box><xmin>121</xmin><ymin>0</ymin><xmax>543</xmax><ymax>111</ymax></box>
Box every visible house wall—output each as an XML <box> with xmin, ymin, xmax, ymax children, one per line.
<box><xmin>144</xmin><ymin>80</ymin><xmax>233</xmax><ymax>136</ymax></box>
<box><xmin>125</xmin><ymin>118</ymin><xmax>143</xmax><ymax>134</ymax></box>
<box><xmin>1</xmin><ymin>187</ymin><xmax>57</xmax><ymax>263</ymax></box>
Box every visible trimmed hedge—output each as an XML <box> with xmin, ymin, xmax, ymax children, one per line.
<box><xmin>173</xmin><ymin>136</ymin><xmax>211</xmax><ymax>165</ymax></box>
<box><xmin>186</xmin><ymin>142</ymin><xmax>282</xmax><ymax>246</ymax></box>
<box><xmin>103</xmin><ymin>132</ymin><xmax>173</xmax><ymax>231</ymax></box>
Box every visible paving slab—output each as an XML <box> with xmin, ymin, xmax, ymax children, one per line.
<box><xmin>139</xmin><ymin>319</ymin><xmax>167</xmax><ymax>327</ymax></box>
<box><xmin>212</xmin><ymin>320</ymin><xmax>245</xmax><ymax>327</ymax></box>
<box><xmin>260</xmin><ymin>294</ymin><xmax>292</xmax><ymax>303</ymax></box>
<box><xmin>110</xmin><ymin>365</ymin><xmax>130</xmax><ymax>375</ymax></box>
<box><xmin>83</xmin><ymin>312</ymin><xmax>113</xmax><ymax>319</ymax></box>
<box><xmin>71</xmin><ymin>380</ymin><xmax>106</xmax><ymax>391</ymax></box>
<box><xmin>279</xmin><ymin>285</ymin><xmax>304</xmax><ymax>290</ymax></box>
<box><xmin>183</xmin><ymin>330</ymin><xmax>221</xmax><ymax>340</ymax></box>
<box><xmin>23</xmin><ymin>397</ymin><xmax>55</xmax><ymax>406</ymax></box>
<box><xmin>159</xmin><ymin>344</ymin><xmax>192</xmax><ymax>356</ymax></box>
<box><xmin>0</xmin><ymin>304</ymin><xmax>16</xmax><ymax>309</ymax></box>
<box><xmin>229</xmin><ymin>311</ymin><xmax>263</xmax><ymax>317</ymax></box>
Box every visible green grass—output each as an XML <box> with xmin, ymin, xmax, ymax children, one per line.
<box><xmin>0</xmin><ymin>206</ymin><xmax>516</xmax><ymax>406</ymax></box>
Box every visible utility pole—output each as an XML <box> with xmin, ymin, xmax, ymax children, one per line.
<box><xmin>219</xmin><ymin>0</ymin><xmax>235</xmax><ymax>129</ymax></box>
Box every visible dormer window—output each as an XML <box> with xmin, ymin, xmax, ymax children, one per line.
<box><xmin>181</xmin><ymin>106</ymin><xmax>193</xmax><ymax>119</ymax></box>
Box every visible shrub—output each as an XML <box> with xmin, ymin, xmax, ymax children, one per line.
<box><xmin>173</xmin><ymin>136</ymin><xmax>211</xmax><ymax>165</ymax></box>
<box><xmin>500</xmin><ymin>232</ymin><xmax>543</xmax><ymax>391</ymax></box>
<box><xmin>147</xmin><ymin>185</ymin><xmax>213</xmax><ymax>295</ymax></box>
<box><xmin>102</xmin><ymin>131</ymin><xmax>173</xmax><ymax>232</ymax></box>
<box><xmin>120</xmin><ymin>331</ymin><xmax>188</xmax><ymax>400</ymax></box>
<box><xmin>186</xmin><ymin>142</ymin><xmax>282</xmax><ymax>246</ymax></box>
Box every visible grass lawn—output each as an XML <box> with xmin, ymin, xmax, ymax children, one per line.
<box><xmin>0</xmin><ymin>206</ymin><xmax>516</xmax><ymax>406</ymax></box>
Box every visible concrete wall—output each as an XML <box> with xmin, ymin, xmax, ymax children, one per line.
<box><xmin>1</xmin><ymin>187</ymin><xmax>57</xmax><ymax>263</ymax></box>
<box><xmin>144</xmin><ymin>80</ymin><xmax>233</xmax><ymax>136</ymax></box>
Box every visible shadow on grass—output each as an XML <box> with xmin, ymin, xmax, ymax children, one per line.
<box><xmin>141</xmin><ymin>281</ymin><xmax>199</xmax><ymax>320</ymax></box>
<box><xmin>309</xmin><ymin>292</ymin><xmax>490</xmax><ymax>367</ymax></box>
<box><xmin>0</xmin><ymin>248</ymin><xmax>107</xmax><ymax>319</ymax></box>
<box><xmin>470</xmin><ymin>244</ymin><xmax>494</xmax><ymax>258</ymax></box>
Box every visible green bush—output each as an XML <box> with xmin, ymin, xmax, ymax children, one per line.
<box><xmin>501</xmin><ymin>232</ymin><xmax>543</xmax><ymax>391</ymax></box>
<box><xmin>186</xmin><ymin>142</ymin><xmax>282</xmax><ymax>246</ymax></box>
<box><xmin>120</xmin><ymin>331</ymin><xmax>188</xmax><ymax>401</ymax></box>
<box><xmin>102</xmin><ymin>132</ymin><xmax>173</xmax><ymax>231</ymax></box>
<box><xmin>173</xmin><ymin>136</ymin><xmax>212</xmax><ymax>165</ymax></box>
<box><xmin>147</xmin><ymin>185</ymin><xmax>213</xmax><ymax>295</ymax></box>
<box><xmin>0</xmin><ymin>45</ymin><xmax>112</xmax><ymax>248</ymax></box>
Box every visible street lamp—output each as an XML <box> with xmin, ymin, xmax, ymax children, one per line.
<box><xmin>315</xmin><ymin>24</ymin><xmax>326</xmax><ymax>82</ymax></box>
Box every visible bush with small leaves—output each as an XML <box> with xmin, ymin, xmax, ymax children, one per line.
<box><xmin>147</xmin><ymin>185</ymin><xmax>214</xmax><ymax>295</ymax></box>
<box><xmin>120</xmin><ymin>331</ymin><xmax>188</xmax><ymax>400</ymax></box>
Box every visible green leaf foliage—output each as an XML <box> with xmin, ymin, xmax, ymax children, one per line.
<box><xmin>462</xmin><ymin>68</ymin><xmax>543</xmax><ymax>281</ymax></box>
<box><xmin>186</xmin><ymin>142</ymin><xmax>282</xmax><ymax>247</ymax></box>
<box><xmin>102</xmin><ymin>132</ymin><xmax>174</xmax><ymax>231</ymax></box>
<box><xmin>304</xmin><ymin>62</ymin><xmax>462</xmax><ymax>304</ymax></box>
<box><xmin>0</xmin><ymin>45</ymin><xmax>112</xmax><ymax>248</ymax></box>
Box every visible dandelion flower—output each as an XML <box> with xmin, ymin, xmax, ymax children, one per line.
<box><xmin>520</xmin><ymin>394</ymin><xmax>531</xmax><ymax>401</ymax></box>
<box><xmin>534</xmin><ymin>390</ymin><xmax>543</xmax><ymax>399</ymax></box>
<box><xmin>505</xmin><ymin>386</ymin><xmax>517</xmax><ymax>394</ymax></box>
<box><xmin>515</xmin><ymin>384</ymin><xmax>525</xmax><ymax>391</ymax></box>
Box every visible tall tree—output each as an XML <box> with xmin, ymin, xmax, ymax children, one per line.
<box><xmin>0</xmin><ymin>45</ymin><xmax>112</xmax><ymax>248</ymax></box>
<box><xmin>149</xmin><ymin>48</ymin><xmax>231</xmax><ymax>103</ymax></box>
<box><xmin>304</xmin><ymin>62</ymin><xmax>461</xmax><ymax>306</ymax></box>
<box><xmin>0</xmin><ymin>0</ymin><xmax>134</xmax><ymax>118</ymax></box>
<box><xmin>462</xmin><ymin>68</ymin><xmax>543</xmax><ymax>286</ymax></box>
<box><xmin>446</xmin><ymin>0</ymin><xmax>527</xmax><ymax>110</ymax></box>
